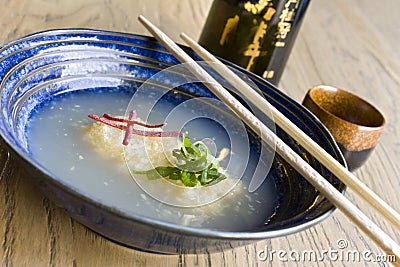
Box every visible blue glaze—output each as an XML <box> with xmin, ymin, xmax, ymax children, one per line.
<box><xmin>0</xmin><ymin>29</ymin><xmax>346</xmax><ymax>253</ymax></box>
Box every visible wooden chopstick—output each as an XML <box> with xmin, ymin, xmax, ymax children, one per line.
<box><xmin>138</xmin><ymin>15</ymin><xmax>400</xmax><ymax>260</ymax></box>
<box><xmin>179</xmin><ymin>33</ymin><xmax>400</xmax><ymax>232</ymax></box>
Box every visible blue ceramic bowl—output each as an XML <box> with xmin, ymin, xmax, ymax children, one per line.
<box><xmin>0</xmin><ymin>29</ymin><xmax>346</xmax><ymax>254</ymax></box>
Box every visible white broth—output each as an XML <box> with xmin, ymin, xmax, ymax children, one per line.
<box><xmin>27</xmin><ymin>88</ymin><xmax>278</xmax><ymax>230</ymax></box>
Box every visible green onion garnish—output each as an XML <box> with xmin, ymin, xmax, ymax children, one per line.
<box><xmin>136</xmin><ymin>136</ymin><xmax>227</xmax><ymax>187</ymax></box>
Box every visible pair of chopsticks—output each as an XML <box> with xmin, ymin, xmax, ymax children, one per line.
<box><xmin>138</xmin><ymin>15</ymin><xmax>400</xmax><ymax>260</ymax></box>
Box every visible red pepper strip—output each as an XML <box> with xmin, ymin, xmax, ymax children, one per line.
<box><xmin>102</xmin><ymin>114</ymin><xmax>165</xmax><ymax>128</ymax></box>
<box><xmin>88</xmin><ymin>114</ymin><xmax>126</xmax><ymax>130</ymax></box>
<box><xmin>123</xmin><ymin>110</ymin><xmax>136</xmax><ymax>145</ymax></box>
<box><xmin>88</xmin><ymin>111</ymin><xmax>182</xmax><ymax>146</ymax></box>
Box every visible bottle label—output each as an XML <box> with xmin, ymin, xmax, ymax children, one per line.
<box><xmin>275</xmin><ymin>0</ymin><xmax>302</xmax><ymax>46</ymax></box>
<box><xmin>199</xmin><ymin>0</ymin><xmax>310</xmax><ymax>84</ymax></box>
<box><xmin>242</xmin><ymin>4</ymin><xmax>276</xmax><ymax>70</ymax></box>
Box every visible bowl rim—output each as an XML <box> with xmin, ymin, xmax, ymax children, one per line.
<box><xmin>0</xmin><ymin>28</ymin><xmax>347</xmax><ymax>241</ymax></box>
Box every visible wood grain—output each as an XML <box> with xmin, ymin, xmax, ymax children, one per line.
<box><xmin>1</xmin><ymin>0</ymin><xmax>399</xmax><ymax>266</ymax></box>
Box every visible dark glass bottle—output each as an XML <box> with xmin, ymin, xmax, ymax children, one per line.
<box><xmin>199</xmin><ymin>0</ymin><xmax>310</xmax><ymax>85</ymax></box>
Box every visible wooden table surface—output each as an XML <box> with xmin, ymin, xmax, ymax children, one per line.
<box><xmin>1</xmin><ymin>0</ymin><xmax>399</xmax><ymax>266</ymax></box>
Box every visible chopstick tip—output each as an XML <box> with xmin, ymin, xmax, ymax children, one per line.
<box><xmin>138</xmin><ymin>15</ymin><xmax>150</xmax><ymax>25</ymax></box>
<box><xmin>180</xmin><ymin>33</ymin><xmax>194</xmax><ymax>45</ymax></box>
<box><xmin>138</xmin><ymin>15</ymin><xmax>155</xmax><ymax>33</ymax></box>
